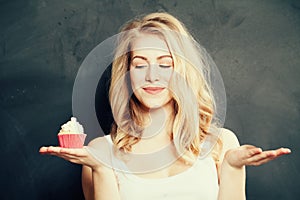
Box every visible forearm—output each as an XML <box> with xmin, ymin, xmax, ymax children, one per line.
<box><xmin>92</xmin><ymin>168</ymin><xmax>120</xmax><ymax>200</ymax></box>
<box><xmin>218</xmin><ymin>161</ymin><xmax>246</xmax><ymax>200</ymax></box>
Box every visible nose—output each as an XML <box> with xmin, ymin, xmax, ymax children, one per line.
<box><xmin>146</xmin><ymin>63</ymin><xmax>159</xmax><ymax>82</ymax></box>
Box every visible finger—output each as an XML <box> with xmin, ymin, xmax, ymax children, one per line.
<box><xmin>250</xmin><ymin>157</ymin><xmax>276</xmax><ymax>166</ymax></box>
<box><xmin>246</xmin><ymin>148</ymin><xmax>290</xmax><ymax>166</ymax></box>
<box><xmin>247</xmin><ymin>147</ymin><xmax>263</xmax><ymax>157</ymax></box>
<box><xmin>39</xmin><ymin>146</ymin><xmax>49</xmax><ymax>154</ymax></box>
<box><xmin>274</xmin><ymin>147</ymin><xmax>291</xmax><ymax>156</ymax></box>
<box><xmin>254</xmin><ymin>149</ymin><xmax>290</xmax><ymax>165</ymax></box>
<box><xmin>41</xmin><ymin>147</ymin><xmax>88</xmax><ymax>160</ymax></box>
<box><xmin>250</xmin><ymin>151</ymin><xmax>283</xmax><ymax>166</ymax></box>
<box><xmin>261</xmin><ymin>148</ymin><xmax>291</xmax><ymax>158</ymax></box>
<box><xmin>59</xmin><ymin>148</ymin><xmax>87</xmax><ymax>157</ymax></box>
<box><xmin>39</xmin><ymin>146</ymin><xmax>58</xmax><ymax>154</ymax></box>
<box><xmin>245</xmin><ymin>146</ymin><xmax>290</xmax><ymax>160</ymax></box>
<box><xmin>47</xmin><ymin>151</ymin><xmax>83</xmax><ymax>161</ymax></box>
<box><xmin>238</xmin><ymin>146</ymin><xmax>262</xmax><ymax>160</ymax></box>
<box><xmin>240</xmin><ymin>144</ymin><xmax>262</xmax><ymax>154</ymax></box>
<box><xmin>251</xmin><ymin>152</ymin><xmax>276</xmax><ymax>164</ymax></box>
<box><xmin>47</xmin><ymin>146</ymin><xmax>65</xmax><ymax>153</ymax></box>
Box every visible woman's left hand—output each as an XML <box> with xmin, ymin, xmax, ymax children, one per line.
<box><xmin>223</xmin><ymin>145</ymin><xmax>291</xmax><ymax>169</ymax></box>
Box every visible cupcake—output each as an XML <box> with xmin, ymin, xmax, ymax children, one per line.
<box><xmin>57</xmin><ymin>117</ymin><xmax>86</xmax><ymax>148</ymax></box>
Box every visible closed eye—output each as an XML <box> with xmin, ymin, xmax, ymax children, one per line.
<box><xmin>159</xmin><ymin>64</ymin><xmax>172</xmax><ymax>68</ymax></box>
<box><xmin>135</xmin><ymin>65</ymin><xmax>148</xmax><ymax>69</ymax></box>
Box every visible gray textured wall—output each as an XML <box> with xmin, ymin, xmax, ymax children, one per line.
<box><xmin>1</xmin><ymin>0</ymin><xmax>299</xmax><ymax>199</ymax></box>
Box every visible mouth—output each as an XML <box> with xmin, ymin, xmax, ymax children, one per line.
<box><xmin>142</xmin><ymin>86</ymin><xmax>165</xmax><ymax>95</ymax></box>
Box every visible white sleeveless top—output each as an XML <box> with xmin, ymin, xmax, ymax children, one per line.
<box><xmin>104</xmin><ymin>136</ymin><xmax>219</xmax><ymax>200</ymax></box>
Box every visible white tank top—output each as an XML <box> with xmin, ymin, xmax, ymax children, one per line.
<box><xmin>104</xmin><ymin>136</ymin><xmax>219</xmax><ymax>200</ymax></box>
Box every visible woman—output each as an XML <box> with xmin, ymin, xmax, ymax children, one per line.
<box><xmin>40</xmin><ymin>12</ymin><xmax>291</xmax><ymax>200</ymax></box>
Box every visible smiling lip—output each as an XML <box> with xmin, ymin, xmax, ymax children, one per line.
<box><xmin>143</xmin><ymin>87</ymin><xmax>165</xmax><ymax>95</ymax></box>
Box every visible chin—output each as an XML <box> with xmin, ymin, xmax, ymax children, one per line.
<box><xmin>141</xmin><ymin>99</ymin><xmax>173</xmax><ymax>110</ymax></box>
<box><xmin>141</xmin><ymin>103</ymin><xmax>163</xmax><ymax>110</ymax></box>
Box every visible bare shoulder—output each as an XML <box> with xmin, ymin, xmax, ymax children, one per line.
<box><xmin>85</xmin><ymin>135</ymin><xmax>114</xmax><ymax>167</ymax></box>
<box><xmin>220</xmin><ymin>128</ymin><xmax>240</xmax><ymax>148</ymax></box>
<box><xmin>219</xmin><ymin>128</ymin><xmax>240</xmax><ymax>162</ymax></box>
<box><xmin>86</xmin><ymin>135</ymin><xmax>112</xmax><ymax>152</ymax></box>
<box><xmin>88</xmin><ymin>135</ymin><xmax>110</xmax><ymax>146</ymax></box>
<box><xmin>82</xmin><ymin>135</ymin><xmax>119</xmax><ymax>200</ymax></box>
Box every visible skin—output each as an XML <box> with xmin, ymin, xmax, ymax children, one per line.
<box><xmin>129</xmin><ymin>34</ymin><xmax>175</xmax><ymax>139</ymax></box>
<box><xmin>129</xmin><ymin>34</ymin><xmax>173</xmax><ymax>110</ymax></box>
<box><xmin>39</xmin><ymin>34</ymin><xmax>291</xmax><ymax>200</ymax></box>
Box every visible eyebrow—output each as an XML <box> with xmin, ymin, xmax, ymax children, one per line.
<box><xmin>131</xmin><ymin>55</ymin><xmax>172</xmax><ymax>61</ymax></box>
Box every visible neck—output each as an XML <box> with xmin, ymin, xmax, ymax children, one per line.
<box><xmin>141</xmin><ymin>100</ymin><xmax>175</xmax><ymax>139</ymax></box>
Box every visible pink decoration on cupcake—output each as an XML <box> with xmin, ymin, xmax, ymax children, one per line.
<box><xmin>58</xmin><ymin>134</ymin><xmax>87</xmax><ymax>148</ymax></box>
<box><xmin>57</xmin><ymin>117</ymin><xmax>86</xmax><ymax>148</ymax></box>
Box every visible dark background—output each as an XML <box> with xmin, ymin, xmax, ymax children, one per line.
<box><xmin>1</xmin><ymin>0</ymin><xmax>299</xmax><ymax>199</ymax></box>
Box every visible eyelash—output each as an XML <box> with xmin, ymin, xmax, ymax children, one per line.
<box><xmin>134</xmin><ymin>64</ymin><xmax>172</xmax><ymax>69</ymax></box>
<box><xmin>135</xmin><ymin>65</ymin><xmax>147</xmax><ymax>69</ymax></box>
<box><xmin>159</xmin><ymin>65</ymin><xmax>172</xmax><ymax>68</ymax></box>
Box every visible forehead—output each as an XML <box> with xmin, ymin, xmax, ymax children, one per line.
<box><xmin>130</xmin><ymin>34</ymin><xmax>170</xmax><ymax>55</ymax></box>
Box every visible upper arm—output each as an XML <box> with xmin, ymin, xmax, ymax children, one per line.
<box><xmin>217</xmin><ymin>129</ymin><xmax>246</xmax><ymax>199</ymax></box>
<box><xmin>81</xmin><ymin>138</ymin><xmax>102</xmax><ymax>200</ymax></box>
<box><xmin>81</xmin><ymin>136</ymin><xmax>120</xmax><ymax>200</ymax></box>
<box><xmin>219</xmin><ymin>128</ymin><xmax>240</xmax><ymax>164</ymax></box>
<box><xmin>82</xmin><ymin>165</ymin><xmax>93</xmax><ymax>200</ymax></box>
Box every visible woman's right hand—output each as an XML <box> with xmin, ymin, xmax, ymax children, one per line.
<box><xmin>223</xmin><ymin>145</ymin><xmax>291</xmax><ymax>169</ymax></box>
<box><xmin>39</xmin><ymin>146</ymin><xmax>104</xmax><ymax>171</ymax></box>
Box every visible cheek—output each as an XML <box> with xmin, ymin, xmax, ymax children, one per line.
<box><xmin>130</xmin><ymin>70</ymin><xmax>145</xmax><ymax>89</ymax></box>
<box><xmin>160</xmin><ymin>69</ymin><xmax>173</xmax><ymax>84</ymax></box>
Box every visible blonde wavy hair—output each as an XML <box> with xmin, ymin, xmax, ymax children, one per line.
<box><xmin>109</xmin><ymin>12</ymin><xmax>222</xmax><ymax>164</ymax></box>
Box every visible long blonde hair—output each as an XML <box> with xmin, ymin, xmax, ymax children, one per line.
<box><xmin>109</xmin><ymin>12</ymin><xmax>222</xmax><ymax>163</ymax></box>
